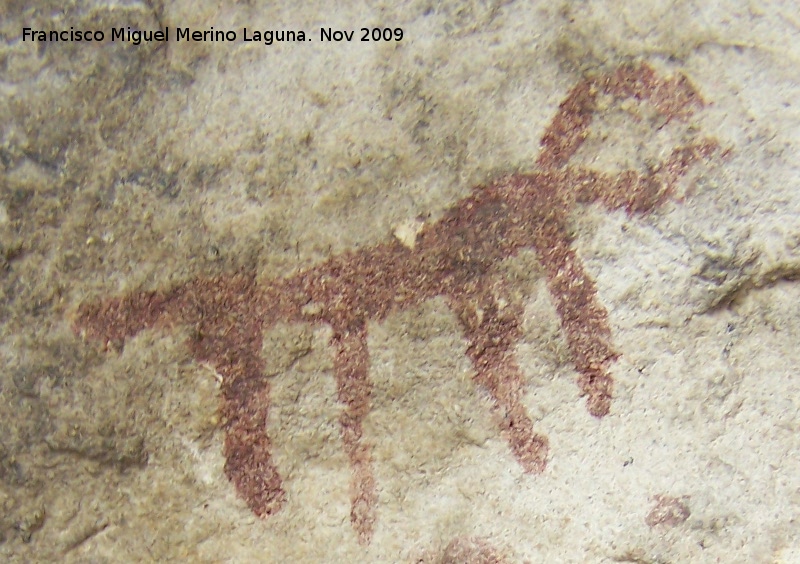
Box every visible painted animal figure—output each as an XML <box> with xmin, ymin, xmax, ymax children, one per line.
<box><xmin>74</xmin><ymin>63</ymin><xmax>717</xmax><ymax>544</ymax></box>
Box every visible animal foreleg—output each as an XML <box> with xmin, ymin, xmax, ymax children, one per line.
<box><xmin>456</xmin><ymin>295</ymin><xmax>549</xmax><ymax>473</ymax></box>
<box><xmin>534</xmin><ymin>225</ymin><xmax>618</xmax><ymax>417</ymax></box>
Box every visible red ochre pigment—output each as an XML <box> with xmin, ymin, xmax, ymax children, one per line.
<box><xmin>75</xmin><ymin>63</ymin><xmax>717</xmax><ymax>544</ymax></box>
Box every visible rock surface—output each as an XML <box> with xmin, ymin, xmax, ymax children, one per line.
<box><xmin>1</xmin><ymin>1</ymin><xmax>799</xmax><ymax>562</ymax></box>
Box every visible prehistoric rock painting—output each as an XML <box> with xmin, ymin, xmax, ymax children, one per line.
<box><xmin>74</xmin><ymin>63</ymin><xmax>717</xmax><ymax>544</ymax></box>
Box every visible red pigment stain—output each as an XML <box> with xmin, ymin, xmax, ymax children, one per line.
<box><xmin>645</xmin><ymin>494</ymin><xmax>691</xmax><ymax>528</ymax></box>
<box><xmin>74</xmin><ymin>63</ymin><xmax>717</xmax><ymax>544</ymax></box>
<box><xmin>416</xmin><ymin>536</ymin><xmax>511</xmax><ymax>564</ymax></box>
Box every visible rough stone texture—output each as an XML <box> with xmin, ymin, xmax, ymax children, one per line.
<box><xmin>1</xmin><ymin>1</ymin><xmax>799</xmax><ymax>562</ymax></box>
<box><xmin>72</xmin><ymin>62</ymin><xmax>717</xmax><ymax>547</ymax></box>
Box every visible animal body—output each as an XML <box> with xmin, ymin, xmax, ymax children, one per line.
<box><xmin>75</xmin><ymin>63</ymin><xmax>717</xmax><ymax>544</ymax></box>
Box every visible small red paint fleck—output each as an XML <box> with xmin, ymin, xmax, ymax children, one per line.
<box><xmin>438</xmin><ymin>536</ymin><xmax>510</xmax><ymax>564</ymax></box>
<box><xmin>645</xmin><ymin>494</ymin><xmax>691</xmax><ymax>527</ymax></box>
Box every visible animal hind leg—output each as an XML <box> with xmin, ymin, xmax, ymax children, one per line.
<box><xmin>219</xmin><ymin>356</ymin><xmax>287</xmax><ymax>518</ymax></box>
<box><xmin>330</xmin><ymin>324</ymin><xmax>378</xmax><ymax>545</ymax></box>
